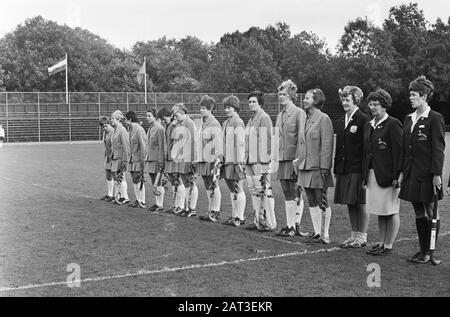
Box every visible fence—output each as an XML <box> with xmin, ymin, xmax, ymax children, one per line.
<box><xmin>0</xmin><ymin>91</ymin><xmax>344</xmax><ymax>143</ymax></box>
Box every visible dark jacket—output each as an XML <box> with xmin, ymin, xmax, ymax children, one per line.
<box><xmin>334</xmin><ymin>108</ymin><xmax>370</xmax><ymax>174</ymax></box>
<box><xmin>362</xmin><ymin>115</ymin><xmax>403</xmax><ymax>187</ymax></box>
<box><xmin>401</xmin><ymin>109</ymin><xmax>445</xmax><ymax>182</ymax></box>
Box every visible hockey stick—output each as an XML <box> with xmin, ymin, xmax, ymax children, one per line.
<box><xmin>430</xmin><ymin>194</ymin><xmax>442</xmax><ymax>266</ymax></box>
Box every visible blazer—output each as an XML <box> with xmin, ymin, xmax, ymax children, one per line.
<box><xmin>401</xmin><ymin>109</ymin><xmax>445</xmax><ymax>182</ymax></box>
<box><xmin>111</xmin><ymin>124</ymin><xmax>130</xmax><ymax>162</ymax></box>
<box><xmin>334</xmin><ymin>108</ymin><xmax>370</xmax><ymax>174</ymax></box>
<box><xmin>221</xmin><ymin>113</ymin><xmax>245</xmax><ymax>164</ymax></box>
<box><xmin>297</xmin><ymin>109</ymin><xmax>334</xmax><ymax>171</ymax></box>
<box><xmin>275</xmin><ymin>103</ymin><xmax>306</xmax><ymax>161</ymax></box>
<box><xmin>146</xmin><ymin>121</ymin><xmax>165</xmax><ymax>163</ymax></box>
<box><xmin>362</xmin><ymin>115</ymin><xmax>403</xmax><ymax>187</ymax></box>
<box><xmin>129</xmin><ymin>122</ymin><xmax>147</xmax><ymax>163</ymax></box>
<box><xmin>245</xmin><ymin>108</ymin><xmax>272</xmax><ymax>164</ymax></box>
<box><xmin>199</xmin><ymin>114</ymin><xmax>222</xmax><ymax>163</ymax></box>
<box><xmin>168</xmin><ymin>116</ymin><xmax>196</xmax><ymax>163</ymax></box>
<box><xmin>103</xmin><ymin>125</ymin><xmax>114</xmax><ymax>161</ymax></box>
<box><xmin>165</xmin><ymin>120</ymin><xmax>176</xmax><ymax>161</ymax></box>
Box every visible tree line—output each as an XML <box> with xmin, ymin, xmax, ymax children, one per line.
<box><xmin>0</xmin><ymin>3</ymin><xmax>449</xmax><ymax>120</ymax></box>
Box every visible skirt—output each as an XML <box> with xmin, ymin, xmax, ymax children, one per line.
<box><xmin>128</xmin><ymin>161</ymin><xmax>144</xmax><ymax>172</ymax></box>
<box><xmin>145</xmin><ymin>161</ymin><xmax>158</xmax><ymax>174</ymax></box>
<box><xmin>221</xmin><ymin>164</ymin><xmax>245</xmax><ymax>180</ymax></box>
<box><xmin>277</xmin><ymin>161</ymin><xmax>296</xmax><ymax>180</ymax></box>
<box><xmin>366</xmin><ymin>169</ymin><xmax>400</xmax><ymax>215</ymax></box>
<box><xmin>297</xmin><ymin>170</ymin><xmax>334</xmax><ymax>189</ymax></box>
<box><xmin>111</xmin><ymin>159</ymin><xmax>121</xmax><ymax>173</ymax></box>
<box><xmin>399</xmin><ymin>170</ymin><xmax>443</xmax><ymax>203</ymax></box>
<box><xmin>334</xmin><ymin>172</ymin><xmax>366</xmax><ymax>205</ymax></box>
<box><xmin>165</xmin><ymin>160</ymin><xmax>175</xmax><ymax>173</ymax></box>
<box><xmin>198</xmin><ymin>162</ymin><xmax>216</xmax><ymax>176</ymax></box>
<box><xmin>104</xmin><ymin>157</ymin><xmax>112</xmax><ymax>170</ymax></box>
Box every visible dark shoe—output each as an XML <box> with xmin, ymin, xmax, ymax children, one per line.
<box><xmin>276</xmin><ymin>226</ymin><xmax>295</xmax><ymax>237</ymax></box>
<box><xmin>245</xmin><ymin>223</ymin><xmax>258</xmax><ymax>230</ymax></box>
<box><xmin>138</xmin><ymin>201</ymin><xmax>146</xmax><ymax>209</ymax></box>
<box><xmin>100</xmin><ymin>195</ymin><xmax>110</xmax><ymax>200</ymax></box>
<box><xmin>128</xmin><ymin>200</ymin><xmax>139</xmax><ymax>208</ymax></box>
<box><xmin>232</xmin><ymin>217</ymin><xmax>245</xmax><ymax>227</ymax></box>
<box><xmin>373</xmin><ymin>247</ymin><xmax>393</xmax><ymax>256</ymax></box>
<box><xmin>257</xmin><ymin>225</ymin><xmax>277</xmax><ymax>232</ymax></box>
<box><xmin>106</xmin><ymin>196</ymin><xmax>115</xmax><ymax>202</ymax></box>
<box><xmin>411</xmin><ymin>253</ymin><xmax>430</xmax><ymax>264</ymax></box>
<box><xmin>366</xmin><ymin>244</ymin><xmax>384</xmax><ymax>255</ymax></box>
<box><xmin>407</xmin><ymin>251</ymin><xmax>423</xmax><ymax>263</ymax></box>
<box><xmin>222</xmin><ymin>217</ymin><xmax>234</xmax><ymax>226</ymax></box>
<box><xmin>147</xmin><ymin>204</ymin><xmax>160</xmax><ymax>212</ymax></box>
<box><xmin>305</xmin><ymin>233</ymin><xmax>321</xmax><ymax>243</ymax></box>
<box><xmin>183</xmin><ymin>210</ymin><xmax>197</xmax><ymax>218</ymax></box>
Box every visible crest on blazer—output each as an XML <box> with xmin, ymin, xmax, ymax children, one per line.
<box><xmin>350</xmin><ymin>125</ymin><xmax>357</xmax><ymax>133</ymax></box>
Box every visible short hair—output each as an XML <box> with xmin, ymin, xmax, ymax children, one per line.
<box><xmin>306</xmin><ymin>88</ymin><xmax>326</xmax><ymax>109</ymax></box>
<box><xmin>247</xmin><ymin>90</ymin><xmax>264</xmax><ymax>106</ymax></box>
<box><xmin>278</xmin><ymin>80</ymin><xmax>298</xmax><ymax>100</ymax></box>
<box><xmin>409</xmin><ymin>75</ymin><xmax>434</xmax><ymax>102</ymax></box>
<box><xmin>99</xmin><ymin>116</ymin><xmax>110</xmax><ymax>126</ymax></box>
<box><xmin>146</xmin><ymin>108</ymin><xmax>157</xmax><ymax>118</ymax></box>
<box><xmin>172</xmin><ymin>103</ymin><xmax>188</xmax><ymax>114</ymax></box>
<box><xmin>222</xmin><ymin>95</ymin><xmax>240</xmax><ymax>113</ymax></box>
<box><xmin>125</xmin><ymin>111</ymin><xmax>138</xmax><ymax>123</ymax></box>
<box><xmin>367</xmin><ymin>89</ymin><xmax>393</xmax><ymax>110</ymax></box>
<box><xmin>199</xmin><ymin>95</ymin><xmax>215</xmax><ymax>111</ymax></box>
<box><xmin>157</xmin><ymin>107</ymin><xmax>172</xmax><ymax>120</ymax></box>
<box><xmin>111</xmin><ymin>110</ymin><xmax>124</xmax><ymax>122</ymax></box>
<box><xmin>338</xmin><ymin>86</ymin><xmax>364</xmax><ymax>106</ymax></box>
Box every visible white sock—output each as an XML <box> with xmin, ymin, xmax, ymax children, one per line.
<box><xmin>285</xmin><ymin>201</ymin><xmax>295</xmax><ymax>228</ymax></box>
<box><xmin>107</xmin><ymin>180</ymin><xmax>114</xmax><ymax>197</ymax></box>
<box><xmin>114</xmin><ymin>182</ymin><xmax>121</xmax><ymax>198</ymax></box>
<box><xmin>323</xmin><ymin>207</ymin><xmax>332</xmax><ymax>239</ymax></box>
<box><xmin>235</xmin><ymin>191</ymin><xmax>246</xmax><ymax>220</ymax></box>
<box><xmin>206</xmin><ymin>190</ymin><xmax>212</xmax><ymax>211</ymax></box>
<box><xmin>310</xmin><ymin>206</ymin><xmax>322</xmax><ymax>235</ymax></box>
<box><xmin>359</xmin><ymin>232</ymin><xmax>367</xmax><ymax>243</ymax></box>
<box><xmin>176</xmin><ymin>184</ymin><xmax>186</xmax><ymax>209</ymax></box>
<box><xmin>155</xmin><ymin>186</ymin><xmax>164</xmax><ymax>207</ymax></box>
<box><xmin>189</xmin><ymin>185</ymin><xmax>198</xmax><ymax>210</ymax></box>
<box><xmin>251</xmin><ymin>194</ymin><xmax>261</xmax><ymax>225</ymax></box>
<box><xmin>351</xmin><ymin>231</ymin><xmax>357</xmax><ymax>240</ymax></box>
<box><xmin>133</xmin><ymin>183</ymin><xmax>139</xmax><ymax>201</ymax></box>
<box><xmin>120</xmin><ymin>181</ymin><xmax>129</xmax><ymax>200</ymax></box>
<box><xmin>265</xmin><ymin>191</ymin><xmax>276</xmax><ymax>229</ymax></box>
<box><xmin>229</xmin><ymin>193</ymin><xmax>236</xmax><ymax>218</ymax></box>
<box><xmin>211</xmin><ymin>187</ymin><xmax>221</xmax><ymax>212</ymax></box>
<box><xmin>295</xmin><ymin>198</ymin><xmax>304</xmax><ymax>225</ymax></box>
<box><xmin>140</xmin><ymin>184</ymin><xmax>145</xmax><ymax>203</ymax></box>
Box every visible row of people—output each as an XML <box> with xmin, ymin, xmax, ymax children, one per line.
<box><xmin>98</xmin><ymin>75</ymin><xmax>445</xmax><ymax>263</ymax></box>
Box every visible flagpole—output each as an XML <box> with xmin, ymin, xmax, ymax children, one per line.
<box><xmin>144</xmin><ymin>56</ymin><xmax>147</xmax><ymax>104</ymax></box>
<box><xmin>65</xmin><ymin>53</ymin><xmax>68</xmax><ymax>104</ymax></box>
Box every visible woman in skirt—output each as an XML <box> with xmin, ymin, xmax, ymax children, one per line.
<box><xmin>219</xmin><ymin>95</ymin><xmax>246</xmax><ymax>227</ymax></box>
<box><xmin>363</xmin><ymin>89</ymin><xmax>402</xmax><ymax>256</ymax></box>
<box><xmin>99</xmin><ymin>116</ymin><xmax>115</xmax><ymax>202</ymax></box>
<box><xmin>275</xmin><ymin>80</ymin><xmax>309</xmax><ymax>237</ymax></box>
<box><xmin>334</xmin><ymin>86</ymin><xmax>370</xmax><ymax>248</ymax></box>
<box><xmin>295</xmin><ymin>89</ymin><xmax>334</xmax><ymax>243</ymax></box>
<box><xmin>124</xmin><ymin>111</ymin><xmax>148</xmax><ymax>208</ymax></box>
<box><xmin>145</xmin><ymin>108</ymin><xmax>166</xmax><ymax>212</ymax></box>
<box><xmin>399</xmin><ymin>76</ymin><xmax>445</xmax><ymax>264</ymax></box>
<box><xmin>110</xmin><ymin>110</ymin><xmax>131</xmax><ymax>205</ymax></box>
<box><xmin>197</xmin><ymin>95</ymin><xmax>223</xmax><ymax>222</ymax></box>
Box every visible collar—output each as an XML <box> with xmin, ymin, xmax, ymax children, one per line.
<box><xmin>282</xmin><ymin>102</ymin><xmax>296</xmax><ymax>115</ymax></box>
<box><xmin>409</xmin><ymin>106</ymin><xmax>431</xmax><ymax>120</ymax></box>
<box><xmin>346</xmin><ymin>107</ymin><xmax>358</xmax><ymax>121</ymax></box>
<box><xmin>370</xmin><ymin>113</ymin><xmax>389</xmax><ymax>128</ymax></box>
<box><xmin>203</xmin><ymin>114</ymin><xmax>214</xmax><ymax>127</ymax></box>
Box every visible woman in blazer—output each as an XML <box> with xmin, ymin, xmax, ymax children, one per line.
<box><xmin>125</xmin><ymin>111</ymin><xmax>148</xmax><ymax>209</ymax></box>
<box><xmin>110</xmin><ymin>110</ymin><xmax>131</xmax><ymax>205</ymax></box>
<box><xmin>219</xmin><ymin>95</ymin><xmax>246</xmax><ymax>226</ymax></box>
<box><xmin>99</xmin><ymin>116</ymin><xmax>115</xmax><ymax>202</ymax></box>
<box><xmin>275</xmin><ymin>80</ymin><xmax>308</xmax><ymax>238</ymax></box>
<box><xmin>398</xmin><ymin>76</ymin><xmax>445</xmax><ymax>264</ymax></box>
<box><xmin>197</xmin><ymin>95</ymin><xmax>223</xmax><ymax>223</ymax></box>
<box><xmin>294</xmin><ymin>89</ymin><xmax>334</xmax><ymax>244</ymax></box>
<box><xmin>145</xmin><ymin>107</ymin><xmax>166</xmax><ymax>212</ymax></box>
<box><xmin>334</xmin><ymin>86</ymin><xmax>370</xmax><ymax>248</ymax></box>
<box><xmin>362</xmin><ymin>89</ymin><xmax>403</xmax><ymax>256</ymax></box>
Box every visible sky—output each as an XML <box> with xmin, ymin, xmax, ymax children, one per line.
<box><xmin>1</xmin><ymin>0</ymin><xmax>449</xmax><ymax>52</ymax></box>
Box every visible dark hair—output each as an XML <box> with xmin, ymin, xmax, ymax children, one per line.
<box><xmin>146</xmin><ymin>108</ymin><xmax>157</xmax><ymax>118</ymax></box>
<box><xmin>99</xmin><ymin>116</ymin><xmax>110</xmax><ymax>126</ymax></box>
<box><xmin>125</xmin><ymin>111</ymin><xmax>138</xmax><ymax>123</ymax></box>
<box><xmin>156</xmin><ymin>107</ymin><xmax>172</xmax><ymax>120</ymax></box>
<box><xmin>367</xmin><ymin>89</ymin><xmax>392</xmax><ymax>110</ymax></box>
<box><xmin>306</xmin><ymin>88</ymin><xmax>326</xmax><ymax>109</ymax></box>
<box><xmin>199</xmin><ymin>95</ymin><xmax>215</xmax><ymax>111</ymax></box>
<box><xmin>222</xmin><ymin>95</ymin><xmax>240</xmax><ymax>113</ymax></box>
<box><xmin>247</xmin><ymin>90</ymin><xmax>264</xmax><ymax>106</ymax></box>
<box><xmin>409</xmin><ymin>75</ymin><xmax>434</xmax><ymax>102</ymax></box>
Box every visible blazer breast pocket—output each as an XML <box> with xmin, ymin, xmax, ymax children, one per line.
<box><xmin>287</xmin><ymin>123</ymin><xmax>297</xmax><ymax>133</ymax></box>
<box><xmin>311</xmin><ymin>131</ymin><xmax>320</xmax><ymax>140</ymax></box>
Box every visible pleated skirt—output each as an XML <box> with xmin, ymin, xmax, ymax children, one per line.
<box><xmin>334</xmin><ymin>172</ymin><xmax>366</xmax><ymax>205</ymax></box>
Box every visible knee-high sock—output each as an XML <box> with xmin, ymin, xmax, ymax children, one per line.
<box><xmin>235</xmin><ymin>191</ymin><xmax>246</xmax><ymax>220</ymax></box>
<box><xmin>229</xmin><ymin>193</ymin><xmax>236</xmax><ymax>218</ymax></box>
<box><xmin>250</xmin><ymin>194</ymin><xmax>261</xmax><ymax>225</ymax></box>
<box><xmin>120</xmin><ymin>180</ymin><xmax>129</xmax><ymax>200</ymax></box>
<box><xmin>206</xmin><ymin>190</ymin><xmax>212</xmax><ymax>211</ymax></box>
<box><xmin>211</xmin><ymin>187</ymin><xmax>221</xmax><ymax>212</ymax></box>
<box><xmin>310</xmin><ymin>206</ymin><xmax>322</xmax><ymax>235</ymax></box>
<box><xmin>416</xmin><ymin>217</ymin><xmax>428</xmax><ymax>253</ymax></box>
<box><xmin>114</xmin><ymin>182</ymin><xmax>121</xmax><ymax>198</ymax></box>
<box><xmin>189</xmin><ymin>184</ymin><xmax>198</xmax><ymax>210</ymax></box>
<box><xmin>133</xmin><ymin>183</ymin><xmax>139</xmax><ymax>202</ymax></box>
<box><xmin>107</xmin><ymin>180</ymin><xmax>114</xmax><ymax>197</ymax></box>
<box><xmin>295</xmin><ymin>198</ymin><xmax>304</xmax><ymax>225</ymax></box>
<box><xmin>285</xmin><ymin>201</ymin><xmax>295</xmax><ymax>228</ymax></box>
<box><xmin>176</xmin><ymin>184</ymin><xmax>186</xmax><ymax>209</ymax></box>
<box><xmin>323</xmin><ymin>206</ymin><xmax>332</xmax><ymax>239</ymax></box>
<box><xmin>155</xmin><ymin>186</ymin><xmax>164</xmax><ymax>207</ymax></box>
<box><xmin>265</xmin><ymin>191</ymin><xmax>276</xmax><ymax>229</ymax></box>
<box><xmin>140</xmin><ymin>184</ymin><xmax>145</xmax><ymax>203</ymax></box>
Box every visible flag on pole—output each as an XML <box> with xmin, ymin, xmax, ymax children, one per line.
<box><xmin>48</xmin><ymin>57</ymin><xmax>67</xmax><ymax>76</ymax></box>
<box><xmin>137</xmin><ymin>59</ymin><xmax>146</xmax><ymax>85</ymax></box>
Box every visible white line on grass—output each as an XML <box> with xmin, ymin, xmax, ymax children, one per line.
<box><xmin>0</xmin><ymin>247</ymin><xmax>341</xmax><ymax>293</ymax></box>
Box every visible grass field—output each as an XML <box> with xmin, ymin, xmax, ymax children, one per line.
<box><xmin>0</xmin><ymin>139</ymin><xmax>449</xmax><ymax>297</ymax></box>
